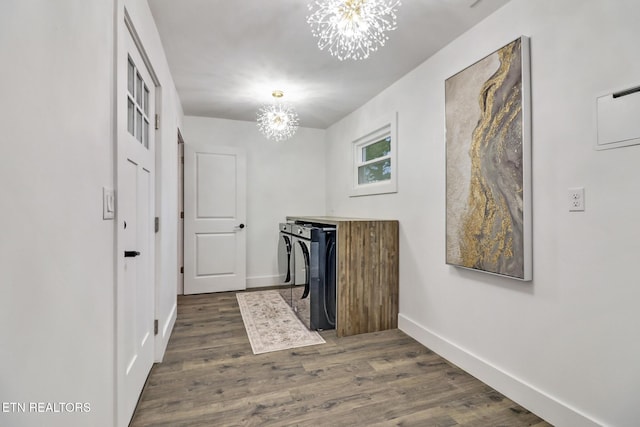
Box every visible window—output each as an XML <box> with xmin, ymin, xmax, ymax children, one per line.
<box><xmin>358</xmin><ymin>136</ymin><xmax>391</xmax><ymax>184</ymax></box>
<box><xmin>127</xmin><ymin>56</ymin><xmax>151</xmax><ymax>149</ymax></box>
<box><xmin>350</xmin><ymin>114</ymin><xmax>397</xmax><ymax>197</ymax></box>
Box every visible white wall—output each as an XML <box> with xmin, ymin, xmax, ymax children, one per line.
<box><xmin>0</xmin><ymin>1</ymin><xmax>182</xmax><ymax>426</ymax></box>
<box><xmin>0</xmin><ymin>1</ymin><xmax>116</xmax><ymax>426</ymax></box>
<box><xmin>182</xmin><ymin>116</ymin><xmax>326</xmax><ymax>288</ymax></box>
<box><xmin>325</xmin><ymin>1</ymin><xmax>640</xmax><ymax>426</ymax></box>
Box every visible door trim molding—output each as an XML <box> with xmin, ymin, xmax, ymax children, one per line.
<box><xmin>124</xmin><ymin>9</ymin><xmax>159</xmax><ymax>87</ymax></box>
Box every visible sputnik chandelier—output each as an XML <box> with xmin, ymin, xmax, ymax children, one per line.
<box><xmin>307</xmin><ymin>0</ymin><xmax>401</xmax><ymax>61</ymax></box>
<box><xmin>256</xmin><ymin>90</ymin><xmax>299</xmax><ymax>142</ymax></box>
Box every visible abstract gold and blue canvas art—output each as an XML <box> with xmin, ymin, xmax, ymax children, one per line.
<box><xmin>445</xmin><ymin>37</ymin><xmax>532</xmax><ymax>280</ymax></box>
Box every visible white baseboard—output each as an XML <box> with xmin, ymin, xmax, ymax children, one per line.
<box><xmin>246</xmin><ymin>275</ymin><xmax>280</xmax><ymax>289</ymax></box>
<box><xmin>154</xmin><ymin>302</ymin><xmax>177</xmax><ymax>363</ymax></box>
<box><xmin>398</xmin><ymin>314</ymin><xmax>602</xmax><ymax>427</ymax></box>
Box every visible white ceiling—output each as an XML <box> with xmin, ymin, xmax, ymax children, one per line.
<box><xmin>148</xmin><ymin>0</ymin><xmax>511</xmax><ymax>129</ymax></box>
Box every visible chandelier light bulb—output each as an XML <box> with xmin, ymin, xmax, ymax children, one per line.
<box><xmin>257</xmin><ymin>91</ymin><xmax>299</xmax><ymax>142</ymax></box>
<box><xmin>307</xmin><ymin>0</ymin><xmax>401</xmax><ymax>61</ymax></box>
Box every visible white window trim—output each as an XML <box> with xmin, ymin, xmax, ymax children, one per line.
<box><xmin>349</xmin><ymin>113</ymin><xmax>398</xmax><ymax>197</ymax></box>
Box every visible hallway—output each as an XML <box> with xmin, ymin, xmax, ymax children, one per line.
<box><xmin>131</xmin><ymin>292</ymin><xmax>550</xmax><ymax>426</ymax></box>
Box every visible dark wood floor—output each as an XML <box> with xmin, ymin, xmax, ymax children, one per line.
<box><xmin>130</xmin><ymin>291</ymin><xmax>551</xmax><ymax>427</ymax></box>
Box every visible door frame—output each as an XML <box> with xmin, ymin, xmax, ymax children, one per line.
<box><xmin>177</xmin><ymin>130</ymin><xmax>185</xmax><ymax>295</ymax></box>
<box><xmin>115</xmin><ymin>9</ymin><xmax>161</xmax><ymax>427</ymax></box>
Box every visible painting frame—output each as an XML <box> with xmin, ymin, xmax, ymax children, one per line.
<box><xmin>445</xmin><ymin>36</ymin><xmax>532</xmax><ymax>281</ymax></box>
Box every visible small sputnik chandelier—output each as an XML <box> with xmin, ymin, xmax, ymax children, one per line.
<box><xmin>256</xmin><ymin>90</ymin><xmax>299</xmax><ymax>142</ymax></box>
<box><xmin>307</xmin><ymin>0</ymin><xmax>401</xmax><ymax>61</ymax></box>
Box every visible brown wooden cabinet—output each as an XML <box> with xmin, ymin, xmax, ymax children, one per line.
<box><xmin>287</xmin><ymin>216</ymin><xmax>399</xmax><ymax>337</ymax></box>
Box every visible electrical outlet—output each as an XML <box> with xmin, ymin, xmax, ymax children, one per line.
<box><xmin>568</xmin><ymin>187</ymin><xmax>585</xmax><ymax>212</ymax></box>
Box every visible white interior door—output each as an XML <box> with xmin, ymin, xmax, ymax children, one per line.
<box><xmin>116</xmin><ymin>23</ymin><xmax>156</xmax><ymax>427</ymax></box>
<box><xmin>184</xmin><ymin>144</ymin><xmax>247</xmax><ymax>294</ymax></box>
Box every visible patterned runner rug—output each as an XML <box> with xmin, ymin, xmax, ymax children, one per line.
<box><xmin>236</xmin><ymin>290</ymin><xmax>325</xmax><ymax>354</ymax></box>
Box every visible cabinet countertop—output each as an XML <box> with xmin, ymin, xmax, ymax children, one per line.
<box><xmin>286</xmin><ymin>215</ymin><xmax>397</xmax><ymax>225</ymax></box>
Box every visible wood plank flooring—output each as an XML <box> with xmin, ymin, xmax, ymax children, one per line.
<box><xmin>130</xmin><ymin>291</ymin><xmax>552</xmax><ymax>427</ymax></box>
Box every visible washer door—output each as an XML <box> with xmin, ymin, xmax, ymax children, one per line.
<box><xmin>277</xmin><ymin>233</ymin><xmax>292</xmax><ymax>284</ymax></box>
<box><xmin>292</xmin><ymin>239</ymin><xmax>311</xmax><ymax>328</ymax></box>
<box><xmin>293</xmin><ymin>239</ymin><xmax>310</xmax><ymax>296</ymax></box>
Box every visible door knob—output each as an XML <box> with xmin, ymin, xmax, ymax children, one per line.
<box><xmin>237</xmin><ymin>223</ymin><xmax>245</xmax><ymax>229</ymax></box>
<box><xmin>124</xmin><ymin>251</ymin><xmax>141</xmax><ymax>257</ymax></box>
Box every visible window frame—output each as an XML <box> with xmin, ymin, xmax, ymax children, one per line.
<box><xmin>349</xmin><ymin>113</ymin><xmax>398</xmax><ymax>197</ymax></box>
<box><xmin>126</xmin><ymin>55</ymin><xmax>151</xmax><ymax>149</ymax></box>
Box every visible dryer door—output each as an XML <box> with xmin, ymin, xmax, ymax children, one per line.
<box><xmin>292</xmin><ymin>239</ymin><xmax>311</xmax><ymax>329</ymax></box>
<box><xmin>293</xmin><ymin>239</ymin><xmax>310</xmax><ymax>297</ymax></box>
<box><xmin>324</xmin><ymin>236</ymin><xmax>337</xmax><ymax>326</ymax></box>
<box><xmin>277</xmin><ymin>233</ymin><xmax>292</xmax><ymax>284</ymax></box>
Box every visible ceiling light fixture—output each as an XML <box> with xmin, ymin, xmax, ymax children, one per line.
<box><xmin>257</xmin><ymin>90</ymin><xmax>299</xmax><ymax>142</ymax></box>
<box><xmin>306</xmin><ymin>0</ymin><xmax>401</xmax><ymax>61</ymax></box>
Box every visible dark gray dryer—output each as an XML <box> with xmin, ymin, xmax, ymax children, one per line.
<box><xmin>291</xmin><ymin>223</ymin><xmax>336</xmax><ymax>331</ymax></box>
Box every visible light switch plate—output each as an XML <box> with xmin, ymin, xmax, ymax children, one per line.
<box><xmin>103</xmin><ymin>187</ymin><xmax>115</xmax><ymax>220</ymax></box>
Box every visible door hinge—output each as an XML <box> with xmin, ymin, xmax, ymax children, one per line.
<box><xmin>155</xmin><ymin>217</ymin><xmax>160</xmax><ymax>233</ymax></box>
<box><xmin>181</xmin><ymin>156</ymin><xmax>184</xmax><ymax>164</ymax></box>
<box><xmin>154</xmin><ymin>319</ymin><xmax>159</xmax><ymax>336</ymax></box>
<box><xmin>180</xmin><ymin>211</ymin><xmax>184</xmax><ymax>219</ymax></box>
<box><xmin>155</xmin><ymin>114</ymin><xmax>160</xmax><ymax>130</ymax></box>
<box><xmin>180</xmin><ymin>266</ymin><xmax>184</xmax><ymax>274</ymax></box>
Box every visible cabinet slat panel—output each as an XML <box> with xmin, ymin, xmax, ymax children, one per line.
<box><xmin>335</xmin><ymin>220</ymin><xmax>398</xmax><ymax>337</ymax></box>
